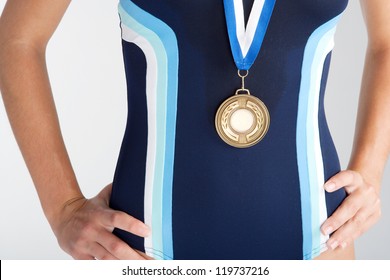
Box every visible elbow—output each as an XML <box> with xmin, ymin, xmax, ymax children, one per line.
<box><xmin>0</xmin><ymin>22</ymin><xmax>48</xmax><ymax>67</ymax></box>
<box><xmin>364</xmin><ymin>42</ymin><xmax>390</xmax><ymax>68</ymax></box>
<box><xmin>366</xmin><ymin>38</ymin><xmax>390</xmax><ymax>58</ymax></box>
<box><xmin>0</xmin><ymin>37</ymin><xmax>47</xmax><ymax>61</ymax></box>
<box><xmin>0</xmin><ymin>22</ymin><xmax>48</xmax><ymax>63</ymax></box>
<box><xmin>0</xmin><ymin>37</ymin><xmax>47</xmax><ymax>98</ymax></box>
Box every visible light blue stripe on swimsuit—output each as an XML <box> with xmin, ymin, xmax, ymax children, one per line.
<box><xmin>297</xmin><ymin>15</ymin><xmax>341</xmax><ymax>260</ymax></box>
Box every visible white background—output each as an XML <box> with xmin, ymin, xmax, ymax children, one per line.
<box><xmin>2</xmin><ymin>260</ymin><xmax>390</xmax><ymax>279</ymax></box>
<box><xmin>0</xmin><ymin>1</ymin><xmax>389</xmax><ymax>259</ymax></box>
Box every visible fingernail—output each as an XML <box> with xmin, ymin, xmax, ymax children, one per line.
<box><xmin>325</xmin><ymin>182</ymin><xmax>336</xmax><ymax>192</ymax></box>
<box><xmin>328</xmin><ymin>240</ymin><xmax>339</xmax><ymax>250</ymax></box>
<box><xmin>324</xmin><ymin>226</ymin><xmax>333</xmax><ymax>235</ymax></box>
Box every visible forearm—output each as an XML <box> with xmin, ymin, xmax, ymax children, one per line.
<box><xmin>348</xmin><ymin>47</ymin><xmax>390</xmax><ymax>189</ymax></box>
<box><xmin>0</xmin><ymin>42</ymin><xmax>83</xmax><ymax>228</ymax></box>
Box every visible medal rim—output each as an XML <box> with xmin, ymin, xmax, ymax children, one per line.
<box><xmin>215</xmin><ymin>94</ymin><xmax>270</xmax><ymax>148</ymax></box>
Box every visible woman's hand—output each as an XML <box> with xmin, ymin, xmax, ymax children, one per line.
<box><xmin>52</xmin><ymin>183</ymin><xmax>153</xmax><ymax>260</ymax></box>
<box><xmin>321</xmin><ymin>170</ymin><xmax>381</xmax><ymax>250</ymax></box>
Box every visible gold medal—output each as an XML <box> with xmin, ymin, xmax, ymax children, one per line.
<box><xmin>219</xmin><ymin>0</ymin><xmax>275</xmax><ymax>148</ymax></box>
<box><xmin>215</xmin><ymin>70</ymin><xmax>270</xmax><ymax>148</ymax></box>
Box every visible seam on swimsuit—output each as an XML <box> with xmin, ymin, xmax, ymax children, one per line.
<box><xmin>145</xmin><ymin>247</ymin><xmax>173</xmax><ymax>260</ymax></box>
<box><xmin>303</xmin><ymin>242</ymin><xmax>328</xmax><ymax>260</ymax></box>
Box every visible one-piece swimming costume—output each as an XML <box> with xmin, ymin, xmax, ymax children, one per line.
<box><xmin>109</xmin><ymin>0</ymin><xmax>349</xmax><ymax>260</ymax></box>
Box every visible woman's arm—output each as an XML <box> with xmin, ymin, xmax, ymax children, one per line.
<box><xmin>321</xmin><ymin>0</ymin><xmax>390</xmax><ymax>251</ymax></box>
<box><xmin>349</xmin><ymin>0</ymin><xmax>390</xmax><ymax>188</ymax></box>
<box><xmin>0</xmin><ymin>0</ymin><xmax>150</xmax><ymax>260</ymax></box>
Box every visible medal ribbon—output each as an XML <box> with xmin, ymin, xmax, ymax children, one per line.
<box><xmin>223</xmin><ymin>0</ymin><xmax>276</xmax><ymax>70</ymax></box>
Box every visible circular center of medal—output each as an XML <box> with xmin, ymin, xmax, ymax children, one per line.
<box><xmin>230</xmin><ymin>109</ymin><xmax>254</xmax><ymax>133</ymax></box>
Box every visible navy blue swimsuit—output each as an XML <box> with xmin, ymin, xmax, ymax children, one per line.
<box><xmin>110</xmin><ymin>0</ymin><xmax>349</xmax><ymax>260</ymax></box>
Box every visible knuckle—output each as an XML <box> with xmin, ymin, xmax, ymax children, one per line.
<box><xmin>73</xmin><ymin>233</ymin><xmax>87</xmax><ymax>248</ymax></box>
<box><xmin>345</xmin><ymin>170</ymin><xmax>356</xmax><ymax>182</ymax></box>
<box><xmin>351</xmin><ymin>215</ymin><xmax>364</xmax><ymax>227</ymax></box>
<box><xmin>365</xmin><ymin>184</ymin><xmax>375</xmax><ymax>194</ymax></box>
<box><xmin>108</xmin><ymin>241</ymin><xmax>123</xmax><ymax>255</ymax></box>
<box><xmin>69</xmin><ymin>224</ymin><xmax>95</xmax><ymax>248</ymax></box>
<box><xmin>110</xmin><ymin>212</ymin><xmax>119</xmax><ymax>224</ymax></box>
<box><xmin>81</xmin><ymin>222</ymin><xmax>95</xmax><ymax>235</ymax></box>
<box><xmin>107</xmin><ymin>212</ymin><xmax>116</xmax><ymax>224</ymax></box>
<box><xmin>355</xmin><ymin>172</ymin><xmax>364</xmax><ymax>184</ymax></box>
<box><xmin>108</xmin><ymin>212</ymin><xmax>122</xmax><ymax>225</ymax></box>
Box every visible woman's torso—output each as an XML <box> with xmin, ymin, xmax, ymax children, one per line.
<box><xmin>110</xmin><ymin>0</ymin><xmax>349</xmax><ymax>260</ymax></box>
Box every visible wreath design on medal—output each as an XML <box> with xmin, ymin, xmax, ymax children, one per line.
<box><xmin>216</xmin><ymin>94</ymin><xmax>270</xmax><ymax>148</ymax></box>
